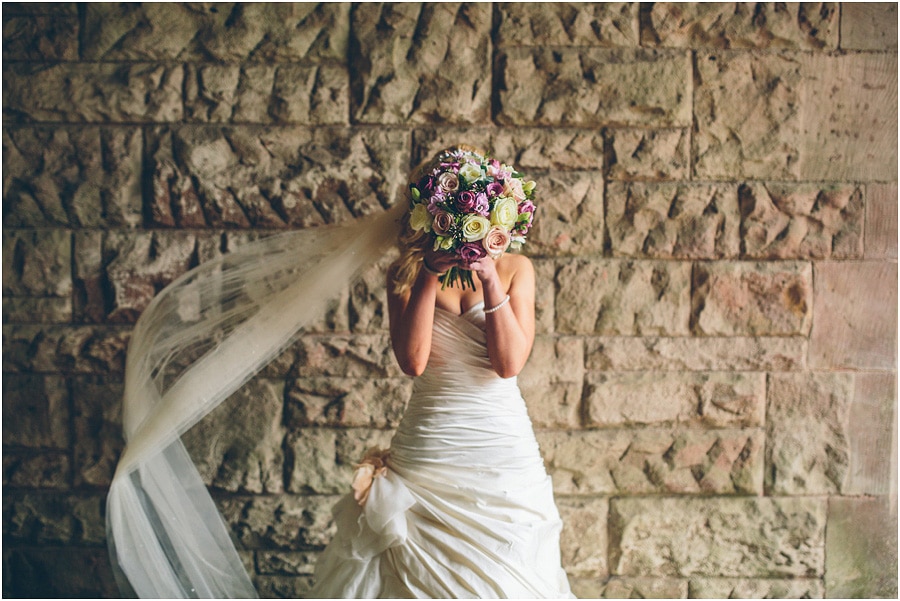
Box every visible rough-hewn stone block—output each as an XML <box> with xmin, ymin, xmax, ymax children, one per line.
<box><xmin>607</xmin><ymin>129</ymin><xmax>689</xmax><ymax>181</ymax></box>
<box><xmin>285</xmin><ymin>377</ymin><xmax>411</xmax><ymax>429</ymax></box>
<box><xmin>532</xmin><ymin>259</ymin><xmax>555</xmax><ymax>335</ymax></box>
<box><xmin>286</xmin><ymin>428</ymin><xmax>393</xmax><ymax>494</ymax></box>
<box><xmin>694</xmin><ymin>52</ymin><xmax>897</xmax><ymax>181</ymax></box>
<box><xmin>351</xmin><ymin>3</ymin><xmax>491</xmax><ymax>124</ymax></box>
<box><xmin>83</xmin><ymin>3</ymin><xmax>348</xmax><ymax>61</ymax></box>
<box><xmin>349</xmin><ymin>252</ymin><xmax>396</xmax><ymax>333</ymax></box>
<box><xmin>2</xmin><ymin>297</ymin><xmax>72</xmax><ymax>324</ymax></box>
<box><xmin>809</xmin><ymin>261</ymin><xmax>897</xmax><ymax>369</ymax></box>
<box><xmin>845</xmin><ymin>373</ymin><xmax>897</xmax><ymax>496</ymax></box>
<box><xmin>538</xmin><ymin>428</ymin><xmax>764</xmax><ymax>495</ymax></box>
<box><xmin>689</xmin><ymin>577</ymin><xmax>825</xmax><ymax>598</ymax></box>
<box><xmin>3</xmin><ymin>452</ymin><xmax>70</xmax><ymax>489</ymax></box>
<box><xmin>3</xmin><ymin>15</ymin><xmax>78</xmax><ymax>60</ymax></box>
<box><xmin>182</xmin><ymin>379</ymin><xmax>286</xmax><ymax>494</ymax></box>
<box><xmin>825</xmin><ymin>496</ymin><xmax>898</xmax><ymax>598</ymax></box>
<box><xmin>3</xmin><ymin>127</ymin><xmax>143</xmax><ymax>228</ymax></box>
<box><xmin>147</xmin><ymin>127</ymin><xmax>407</xmax><ymax>229</ymax></box>
<box><xmin>584</xmin><ymin>372</ymin><xmax>764</xmax><ymax>428</ymax></box>
<box><xmin>584</xmin><ymin>336</ymin><xmax>806</xmax><ymax>372</ymax></box>
<box><xmin>841</xmin><ymin>3</ymin><xmax>898</xmax><ymax>51</ymax></box>
<box><xmin>2</xmin><ymin>230</ymin><xmax>71</xmax><ymax>298</ymax></box>
<box><xmin>525</xmin><ymin>171</ymin><xmax>604</xmax><ymax>257</ymax></box>
<box><xmin>766</xmin><ymin>372</ymin><xmax>852</xmax><ymax>495</ymax></box>
<box><xmin>2</xmin><ymin>375</ymin><xmax>69</xmax><ymax>449</ymax></box>
<box><xmin>644</xmin><ymin>3</ymin><xmax>838</xmax><ymax>49</ymax></box>
<box><xmin>496</xmin><ymin>3</ymin><xmax>639</xmax><ymax>47</ymax></box>
<box><xmin>607</xmin><ymin>182</ymin><xmax>739</xmax><ymax>258</ymax></box>
<box><xmin>520</xmin><ymin>336</ymin><xmax>584</xmax><ymax>428</ymax></box>
<box><xmin>2</xmin><ymin>325</ymin><xmax>129</xmax><ymax>374</ymax></box>
<box><xmin>71</xmin><ymin>377</ymin><xmax>124</xmax><ymax>487</ymax></box>
<box><xmin>557</xmin><ymin>260</ymin><xmax>692</xmax><ymax>336</ymax></box>
<box><xmin>739</xmin><ymin>182</ymin><xmax>864</xmax><ymax>259</ymax></box>
<box><xmin>265</xmin><ymin>333</ymin><xmax>400</xmax><ymax>379</ymax></box>
<box><xmin>865</xmin><ymin>183</ymin><xmax>898</xmax><ymax>260</ymax></box>
<box><xmin>412</xmin><ymin>128</ymin><xmax>605</xmax><ymax>172</ymax></box>
<box><xmin>255</xmin><ymin>575</ymin><xmax>315</xmax><ymax>598</ymax></box>
<box><xmin>4</xmin><ymin>493</ymin><xmax>105</xmax><ymax>545</ymax></box>
<box><xmin>3</xmin><ymin>63</ymin><xmax>183</xmax><ymax>123</ymax></box>
<box><xmin>2</xmin><ymin>3</ymin><xmax>77</xmax><ymax>16</ymax></box>
<box><xmin>497</xmin><ymin>48</ymin><xmax>691</xmax><ymax>127</ymax></box>
<box><xmin>257</xmin><ymin>551</ymin><xmax>320</xmax><ymax>576</ymax></box>
<box><xmin>218</xmin><ymin>494</ymin><xmax>338</xmax><ymax>550</ymax></box>
<box><xmin>185</xmin><ymin>63</ymin><xmax>348</xmax><ymax>124</ymax></box>
<box><xmin>609</xmin><ymin>497</ymin><xmax>826</xmax><ymax>577</ymax></box>
<box><xmin>3</xmin><ymin>548</ymin><xmax>119</xmax><ymax>599</ymax></box>
<box><xmin>691</xmin><ymin>261</ymin><xmax>812</xmax><ymax>336</ymax></box>
<box><xmin>100</xmin><ymin>231</ymin><xmax>218</xmax><ymax>323</ymax></box>
<box><xmin>600</xmin><ymin>577</ymin><xmax>688</xmax><ymax>598</ymax></box>
<box><xmin>557</xmin><ymin>496</ymin><xmax>608</xmax><ymax>577</ymax></box>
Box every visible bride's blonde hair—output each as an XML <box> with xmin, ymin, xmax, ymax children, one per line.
<box><xmin>391</xmin><ymin>144</ymin><xmax>487</xmax><ymax>296</ymax></box>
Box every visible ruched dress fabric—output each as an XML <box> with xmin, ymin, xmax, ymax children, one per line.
<box><xmin>309</xmin><ymin>302</ymin><xmax>574</xmax><ymax>599</ymax></box>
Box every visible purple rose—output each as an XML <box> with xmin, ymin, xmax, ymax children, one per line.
<box><xmin>474</xmin><ymin>192</ymin><xmax>490</xmax><ymax>216</ymax></box>
<box><xmin>457</xmin><ymin>242</ymin><xmax>487</xmax><ymax>263</ymax></box>
<box><xmin>519</xmin><ymin>200</ymin><xmax>536</xmax><ymax>215</ymax></box>
<box><xmin>486</xmin><ymin>182</ymin><xmax>504</xmax><ymax>198</ymax></box>
<box><xmin>455</xmin><ymin>190</ymin><xmax>478</xmax><ymax>212</ymax></box>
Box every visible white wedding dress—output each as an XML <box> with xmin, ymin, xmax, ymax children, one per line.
<box><xmin>309</xmin><ymin>301</ymin><xmax>574</xmax><ymax>598</ymax></box>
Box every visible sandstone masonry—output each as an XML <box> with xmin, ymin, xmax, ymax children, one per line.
<box><xmin>3</xmin><ymin>3</ymin><xmax>896</xmax><ymax>598</ymax></box>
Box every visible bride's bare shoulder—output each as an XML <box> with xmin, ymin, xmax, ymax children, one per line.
<box><xmin>498</xmin><ymin>253</ymin><xmax>534</xmax><ymax>284</ymax></box>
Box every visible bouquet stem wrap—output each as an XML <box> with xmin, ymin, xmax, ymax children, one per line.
<box><xmin>106</xmin><ymin>203</ymin><xmax>405</xmax><ymax>598</ymax></box>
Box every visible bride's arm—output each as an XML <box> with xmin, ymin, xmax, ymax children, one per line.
<box><xmin>387</xmin><ymin>249</ymin><xmax>457</xmax><ymax>376</ymax></box>
<box><xmin>471</xmin><ymin>254</ymin><xmax>536</xmax><ymax>378</ymax></box>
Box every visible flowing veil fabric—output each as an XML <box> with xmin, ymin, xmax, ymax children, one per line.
<box><xmin>105</xmin><ymin>203</ymin><xmax>406</xmax><ymax>598</ymax></box>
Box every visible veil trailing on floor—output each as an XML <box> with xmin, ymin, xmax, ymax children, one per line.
<box><xmin>105</xmin><ymin>202</ymin><xmax>406</xmax><ymax>598</ymax></box>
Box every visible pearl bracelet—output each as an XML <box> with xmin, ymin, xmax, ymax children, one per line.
<box><xmin>421</xmin><ymin>260</ymin><xmax>446</xmax><ymax>278</ymax></box>
<box><xmin>483</xmin><ymin>294</ymin><xmax>510</xmax><ymax>314</ymax></box>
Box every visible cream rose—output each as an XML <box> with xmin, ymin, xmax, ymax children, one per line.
<box><xmin>482</xmin><ymin>225</ymin><xmax>511</xmax><ymax>257</ymax></box>
<box><xmin>461</xmin><ymin>214</ymin><xmax>491</xmax><ymax>241</ymax></box>
<box><xmin>409</xmin><ymin>203</ymin><xmax>433</xmax><ymax>232</ymax></box>
<box><xmin>490</xmin><ymin>196</ymin><xmax>518</xmax><ymax>229</ymax></box>
<box><xmin>458</xmin><ymin>162</ymin><xmax>482</xmax><ymax>184</ymax></box>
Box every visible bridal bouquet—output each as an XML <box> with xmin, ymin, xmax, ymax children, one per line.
<box><xmin>408</xmin><ymin>148</ymin><xmax>537</xmax><ymax>289</ymax></box>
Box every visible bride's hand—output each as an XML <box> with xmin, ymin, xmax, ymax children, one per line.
<box><xmin>422</xmin><ymin>247</ymin><xmax>457</xmax><ymax>275</ymax></box>
<box><xmin>461</xmin><ymin>255</ymin><xmax>500</xmax><ymax>286</ymax></box>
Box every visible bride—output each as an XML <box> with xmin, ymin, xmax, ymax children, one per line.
<box><xmin>106</xmin><ymin>147</ymin><xmax>573</xmax><ymax>598</ymax></box>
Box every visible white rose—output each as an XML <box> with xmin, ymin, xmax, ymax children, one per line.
<box><xmin>409</xmin><ymin>203</ymin><xmax>432</xmax><ymax>232</ymax></box>
<box><xmin>458</xmin><ymin>162</ymin><xmax>482</xmax><ymax>184</ymax></box>
<box><xmin>461</xmin><ymin>214</ymin><xmax>491</xmax><ymax>241</ymax></box>
<box><xmin>490</xmin><ymin>196</ymin><xmax>518</xmax><ymax>229</ymax></box>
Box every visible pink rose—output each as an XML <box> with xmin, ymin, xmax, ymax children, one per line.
<box><xmin>482</xmin><ymin>226</ymin><xmax>511</xmax><ymax>258</ymax></box>
<box><xmin>432</xmin><ymin>210</ymin><xmax>454</xmax><ymax>235</ymax></box>
<box><xmin>437</xmin><ymin>172</ymin><xmax>459</xmax><ymax>193</ymax></box>
<box><xmin>504</xmin><ymin>177</ymin><xmax>526</xmax><ymax>202</ymax></box>
<box><xmin>458</xmin><ymin>242</ymin><xmax>487</xmax><ymax>263</ymax></box>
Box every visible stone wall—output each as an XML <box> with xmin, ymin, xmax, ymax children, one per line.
<box><xmin>3</xmin><ymin>3</ymin><xmax>897</xmax><ymax>598</ymax></box>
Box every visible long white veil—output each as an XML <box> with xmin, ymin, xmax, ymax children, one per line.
<box><xmin>106</xmin><ymin>203</ymin><xmax>406</xmax><ymax>597</ymax></box>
